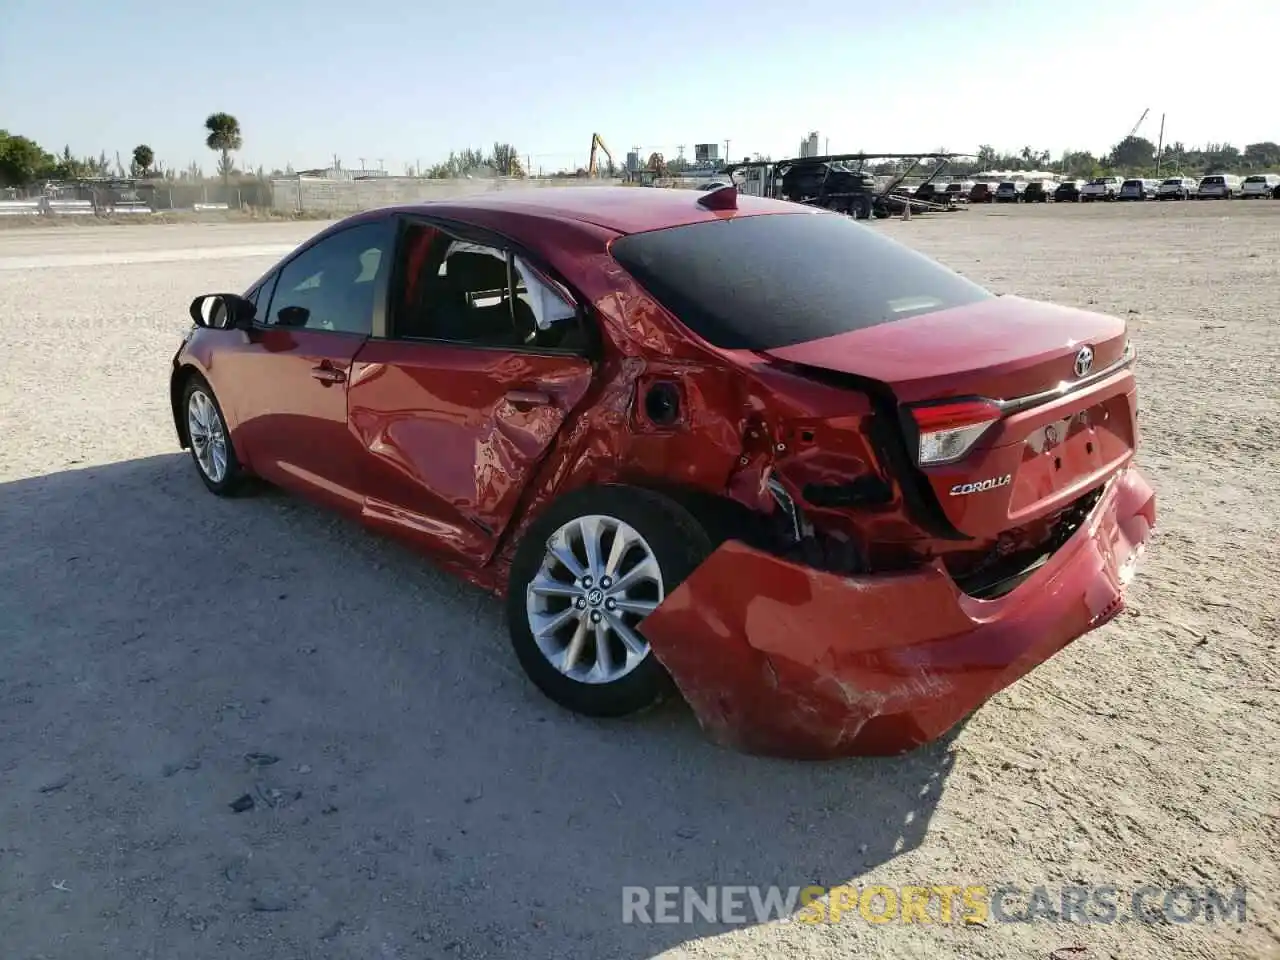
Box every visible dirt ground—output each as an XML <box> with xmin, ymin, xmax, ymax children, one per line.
<box><xmin>0</xmin><ymin>200</ymin><xmax>1276</xmax><ymax>960</ymax></box>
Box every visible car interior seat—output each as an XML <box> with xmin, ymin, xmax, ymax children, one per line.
<box><xmin>425</xmin><ymin>252</ymin><xmax>533</xmax><ymax>345</ymax></box>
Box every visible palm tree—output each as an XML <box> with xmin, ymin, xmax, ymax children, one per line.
<box><xmin>132</xmin><ymin>144</ymin><xmax>154</xmax><ymax>177</ymax></box>
<box><xmin>204</xmin><ymin>112</ymin><xmax>242</xmax><ymax>184</ymax></box>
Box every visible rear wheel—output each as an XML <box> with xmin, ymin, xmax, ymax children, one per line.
<box><xmin>182</xmin><ymin>375</ymin><xmax>246</xmax><ymax>496</ymax></box>
<box><xmin>506</xmin><ymin>486</ymin><xmax>713</xmax><ymax>718</ymax></box>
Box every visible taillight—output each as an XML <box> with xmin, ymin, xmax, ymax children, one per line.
<box><xmin>908</xmin><ymin>398</ymin><xmax>1003</xmax><ymax>466</ymax></box>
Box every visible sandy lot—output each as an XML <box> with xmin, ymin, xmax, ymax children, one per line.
<box><xmin>0</xmin><ymin>201</ymin><xmax>1276</xmax><ymax>960</ymax></box>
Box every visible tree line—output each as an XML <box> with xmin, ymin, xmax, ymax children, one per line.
<box><xmin>5</xmin><ymin>115</ymin><xmax>1277</xmax><ymax>188</ymax></box>
<box><xmin>0</xmin><ymin>112</ymin><xmax>526</xmax><ymax>188</ymax></box>
<box><xmin>1</xmin><ymin>114</ymin><xmax>244</xmax><ymax>187</ymax></box>
<box><xmin>951</xmin><ymin>138</ymin><xmax>1280</xmax><ymax>178</ymax></box>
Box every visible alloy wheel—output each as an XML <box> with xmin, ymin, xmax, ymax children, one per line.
<box><xmin>187</xmin><ymin>389</ymin><xmax>228</xmax><ymax>484</ymax></box>
<box><xmin>526</xmin><ymin>514</ymin><xmax>665</xmax><ymax>684</ymax></box>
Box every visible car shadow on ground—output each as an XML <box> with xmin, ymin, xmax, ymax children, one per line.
<box><xmin>0</xmin><ymin>454</ymin><xmax>961</xmax><ymax>960</ymax></box>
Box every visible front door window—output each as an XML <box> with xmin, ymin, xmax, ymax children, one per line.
<box><xmin>263</xmin><ymin>221</ymin><xmax>393</xmax><ymax>334</ymax></box>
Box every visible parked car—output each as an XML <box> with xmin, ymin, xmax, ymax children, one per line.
<box><xmin>1054</xmin><ymin>179</ymin><xmax>1087</xmax><ymax>202</ymax></box>
<box><xmin>1241</xmin><ymin>174</ymin><xmax>1280</xmax><ymax>198</ymax></box>
<box><xmin>1196</xmin><ymin>174</ymin><xmax>1243</xmax><ymax>199</ymax></box>
<box><xmin>1157</xmin><ymin>176</ymin><xmax>1198</xmax><ymax>200</ymax></box>
<box><xmin>944</xmin><ymin>180</ymin><xmax>975</xmax><ymax>202</ymax></box>
<box><xmin>1118</xmin><ymin>179</ymin><xmax>1159</xmax><ymax>200</ymax></box>
<box><xmin>968</xmin><ymin>182</ymin><xmax>999</xmax><ymax>203</ymax></box>
<box><xmin>1080</xmin><ymin>177</ymin><xmax>1122</xmax><ymax>201</ymax></box>
<box><xmin>995</xmin><ymin>180</ymin><xmax>1028</xmax><ymax>202</ymax></box>
<box><xmin>170</xmin><ymin>186</ymin><xmax>1154</xmax><ymax>758</ymax></box>
<box><xmin>1023</xmin><ymin>180</ymin><xmax>1058</xmax><ymax>203</ymax></box>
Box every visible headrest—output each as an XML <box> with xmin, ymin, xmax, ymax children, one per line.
<box><xmin>446</xmin><ymin>251</ymin><xmax>508</xmax><ymax>292</ymax></box>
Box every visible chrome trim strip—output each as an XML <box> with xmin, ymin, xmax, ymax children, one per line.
<box><xmin>995</xmin><ymin>341</ymin><xmax>1135</xmax><ymax>415</ymax></box>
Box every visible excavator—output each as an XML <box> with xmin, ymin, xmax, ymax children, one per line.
<box><xmin>586</xmin><ymin>133</ymin><xmax>615</xmax><ymax>177</ymax></box>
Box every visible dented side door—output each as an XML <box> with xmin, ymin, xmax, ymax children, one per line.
<box><xmin>346</xmin><ymin>340</ymin><xmax>593</xmax><ymax>564</ymax></box>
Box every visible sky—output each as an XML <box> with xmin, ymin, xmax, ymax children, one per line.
<box><xmin>2</xmin><ymin>0</ymin><xmax>1277</xmax><ymax>175</ymax></box>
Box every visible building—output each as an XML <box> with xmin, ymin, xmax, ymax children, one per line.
<box><xmin>799</xmin><ymin>132</ymin><xmax>820</xmax><ymax>158</ymax></box>
<box><xmin>296</xmin><ymin>167</ymin><xmax>389</xmax><ymax>180</ymax></box>
<box><xmin>625</xmin><ymin>150</ymin><xmax>641</xmax><ymax>173</ymax></box>
<box><xmin>694</xmin><ymin>143</ymin><xmax>720</xmax><ymax>164</ymax></box>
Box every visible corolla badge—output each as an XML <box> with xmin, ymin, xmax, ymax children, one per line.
<box><xmin>950</xmin><ymin>475</ymin><xmax>1012</xmax><ymax>496</ymax></box>
<box><xmin>1074</xmin><ymin>345</ymin><xmax>1094</xmax><ymax>378</ymax></box>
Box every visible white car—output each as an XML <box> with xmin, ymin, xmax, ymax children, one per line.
<box><xmin>1157</xmin><ymin>176</ymin><xmax>1198</xmax><ymax>200</ymax></box>
<box><xmin>1080</xmin><ymin>176</ymin><xmax>1122</xmax><ymax>201</ymax></box>
<box><xmin>1196</xmin><ymin>174</ymin><xmax>1243</xmax><ymax>199</ymax></box>
<box><xmin>1241</xmin><ymin>174</ymin><xmax>1280</xmax><ymax>198</ymax></box>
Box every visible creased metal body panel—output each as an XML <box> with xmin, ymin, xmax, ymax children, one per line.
<box><xmin>640</xmin><ymin>468</ymin><xmax>1155</xmax><ymax>758</ymax></box>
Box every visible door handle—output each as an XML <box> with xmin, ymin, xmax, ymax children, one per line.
<box><xmin>311</xmin><ymin>364</ymin><xmax>347</xmax><ymax>385</ymax></box>
<box><xmin>505</xmin><ymin>388</ymin><xmax>552</xmax><ymax>407</ymax></box>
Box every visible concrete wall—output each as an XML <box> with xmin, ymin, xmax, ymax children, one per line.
<box><xmin>270</xmin><ymin>176</ymin><xmax>626</xmax><ymax>215</ymax></box>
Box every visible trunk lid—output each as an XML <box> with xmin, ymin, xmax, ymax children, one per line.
<box><xmin>763</xmin><ymin>296</ymin><xmax>1137</xmax><ymax>538</ymax></box>
<box><xmin>762</xmin><ymin>295</ymin><xmax>1128</xmax><ymax>404</ymax></box>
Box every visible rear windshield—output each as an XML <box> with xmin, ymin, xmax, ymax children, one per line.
<box><xmin>609</xmin><ymin>212</ymin><xmax>993</xmax><ymax>351</ymax></box>
<box><xmin>1122</xmin><ymin>180</ymin><xmax>1142</xmax><ymax>187</ymax></box>
<box><xmin>1201</xmin><ymin>176</ymin><xmax>1224</xmax><ymax>185</ymax></box>
<box><xmin>1161</xmin><ymin>178</ymin><xmax>1182</xmax><ymax>185</ymax></box>
<box><xmin>1244</xmin><ymin>176</ymin><xmax>1266</xmax><ymax>183</ymax></box>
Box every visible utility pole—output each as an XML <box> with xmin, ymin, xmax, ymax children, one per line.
<box><xmin>1155</xmin><ymin>114</ymin><xmax>1166</xmax><ymax>176</ymax></box>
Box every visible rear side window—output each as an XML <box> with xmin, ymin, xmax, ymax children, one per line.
<box><xmin>609</xmin><ymin>212</ymin><xmax>993</xmax><ymax>351</ymax></box>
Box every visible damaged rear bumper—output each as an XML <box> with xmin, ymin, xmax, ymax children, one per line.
<box><xmin>641</xmin><ymin>467</ymin><xmax>1156</xmax><ymax>759</ymax></box>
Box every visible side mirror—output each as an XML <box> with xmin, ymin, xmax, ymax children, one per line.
<box><xmin>190</xmin><ymin>293</ymin><xmax>255</xmax><ymax>330</ymax></box>
<box><xmin>275</xmin><ymin>305</ymin><xmax>310</xmax><ymax>327</ymax></box>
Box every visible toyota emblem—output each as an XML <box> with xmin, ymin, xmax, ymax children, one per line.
<box><xmin>1073</xmin><ymin>345</ymin><xmax>1094</xmax><ymax>378</ymax></box>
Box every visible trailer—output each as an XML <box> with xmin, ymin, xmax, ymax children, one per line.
<box><xmin>724</xmin><ymin>152</ymin><xmax>973</xmax><ymax>219</ymax></box>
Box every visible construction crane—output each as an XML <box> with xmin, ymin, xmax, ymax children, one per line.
<box><xmin>587</xmin><ymin>133</ymin><xmax>614</xmax><ymax>177</ymax></box>
<box><xmin>1125</xmin><ymin>109</ymin><xmax>1149</xmax><ymax>142</ymax></box>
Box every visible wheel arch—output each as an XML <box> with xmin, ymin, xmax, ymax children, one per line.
<box><xmin>509</xmin><ymin>477</ymin><xmax>776</xmax><ymax>562</ymax></box>
<box><xmin>170</xmin><ymin>363</ymin><xmax>201</xmax><ymax>449</ymax></box>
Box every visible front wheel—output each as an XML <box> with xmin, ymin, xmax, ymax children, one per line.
<box><xmin>182</xmin><ymin>374</ymin><xmax>247</xmax><ymax>496</ymax></box>
<box><xmin>506</xmin><ymin>486</ymin><xmax>713</xmax><ymax>718</ymax></box>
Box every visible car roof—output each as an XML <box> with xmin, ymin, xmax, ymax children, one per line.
<box><xmin>384</xmin><ymin>186</ymin><xmax>804</xmax><ymax>236</ymax></box>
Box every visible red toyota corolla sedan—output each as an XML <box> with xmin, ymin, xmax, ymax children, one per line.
<box><xmin>171</xmin><ymin>186</ymin><xmax>1155</xmax><ymax>758</ymax></box>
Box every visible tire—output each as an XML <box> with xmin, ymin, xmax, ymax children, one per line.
<box><xmin>181</xmin><ymin>373</ymin><xmax>247</xmax><ymax>496</ymax></box>
<box><xmin>506</xmin><ymin>485</ymin><xmax>713</xmax><ymax>718</ymax></box>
